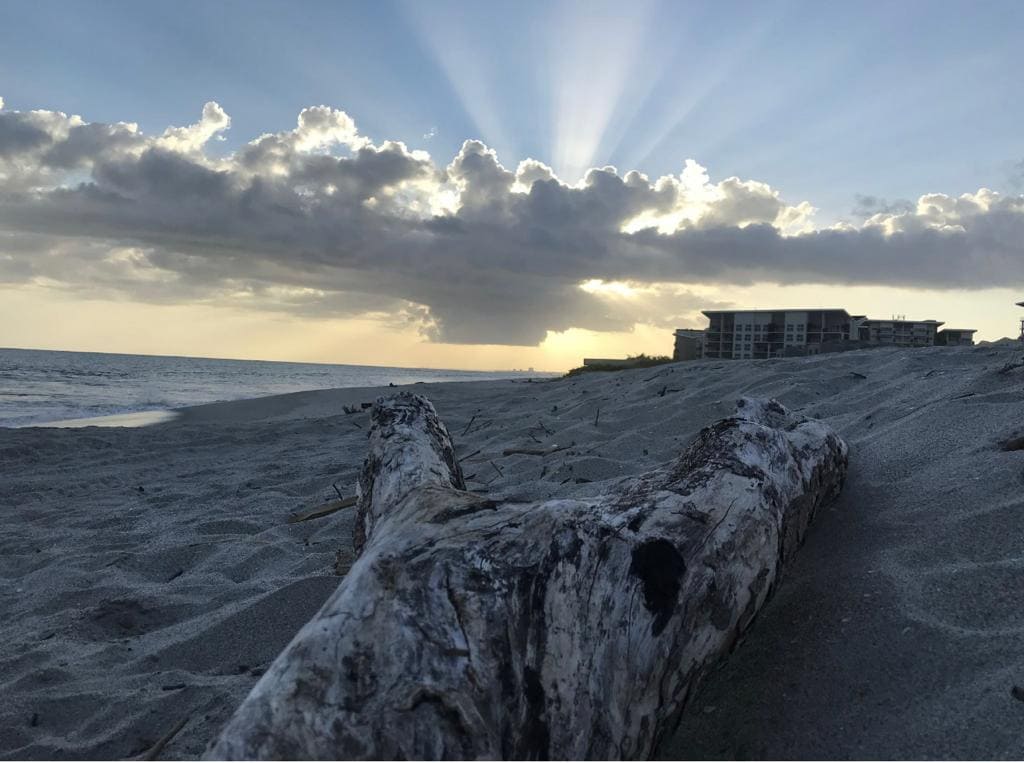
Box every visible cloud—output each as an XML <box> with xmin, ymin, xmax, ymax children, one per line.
<box><xmin>1</xmin><ymin>98</ymin><xmax>1023</xmax><ymax>345</ymax></box>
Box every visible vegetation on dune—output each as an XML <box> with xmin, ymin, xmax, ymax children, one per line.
<box><xmin>564</xmin><ymin>354</ymin><xmax>675</xmax><ymax>378</ymax></box>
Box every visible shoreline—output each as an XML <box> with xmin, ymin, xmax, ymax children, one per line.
<box><xmin>3</xmin><ymin>345</ymin><xmax>1024</xmax><ymax>758</ymax></box>
<box><xmin>3</xmin><ymin>375</ymin><xmax>557</xmax><ymax>430</ymax></box>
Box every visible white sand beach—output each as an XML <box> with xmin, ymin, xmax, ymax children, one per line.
<box><xmin>3</xmin><ymin>343</ymin><xmax>1024</xmax><ymax>759</ymax></box>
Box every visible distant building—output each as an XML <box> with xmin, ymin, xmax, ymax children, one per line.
<box><xmin>672</xmin><ymin>329</ymin><xmax>704</xmax><ymax>361</ymax></box>
<box><xmin>701</xmin><ymin>309</ymin><xmax>855</xmax><ymax>360</ymax></box>
<box><xmin>935</xmin><ymin>328</ymin><xmax>977</xmax><ymax>346</ymax></box>
<box><xmin>673</xmin><ymin>308</ymin><xmax>977</xmax><ymax>361</ymax></box>
<box><xmin>853</xmin><ymin>317</ymin><xmax>943</xmax><ymax>347</ymax></box>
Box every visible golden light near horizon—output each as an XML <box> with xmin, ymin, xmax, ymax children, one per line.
<box><xmin>4</xmin><ymin>280</ymin><xmax>1016</xmax><ymax>375</ymax></box>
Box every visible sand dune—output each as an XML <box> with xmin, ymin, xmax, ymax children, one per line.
<box><xmin>2</xmin><ymin>345</ymin><xmax>1024</xmax><ymax>758</ymax></box>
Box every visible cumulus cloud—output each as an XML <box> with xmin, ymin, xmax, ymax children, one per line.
<box><xmin>1</xmin><ymin>98</ymin><xmax>1022</xmax><ymax>345</ymax></box>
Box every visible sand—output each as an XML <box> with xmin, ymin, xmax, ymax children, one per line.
<box><xmin>2</xmin><ymin>344</ymin><xmax>1024</xmax><ymax>759</ymax></box>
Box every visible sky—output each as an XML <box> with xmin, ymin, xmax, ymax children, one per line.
<box><xmin>1</xmin><ymin>0</ymin><xmax>1022</xmax><ymax>370</ymax></box>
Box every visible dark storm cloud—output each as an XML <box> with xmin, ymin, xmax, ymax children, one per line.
<box><xmin>1</xmin><ymin>100</ymin><xmax>1022</xmax><ymax>345</ymax></box>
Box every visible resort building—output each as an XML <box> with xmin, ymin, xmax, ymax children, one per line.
<box><xmin>852</xmin><ymin>317</ymin><xmax>943</xmax><ymax>347</ymax></box>
<box><xmin>677</xmin><ymin>308</ymin><xmax>977</xmax><ymax>361</ymax></box>
<box><xmin>672</xmin><ymin>329</ymin><xmax>705</xmax><ymax>361</ymax></box>
<box><xmin>700</xmin><ymin>309</ymin><xmax>855</xmax><ymax>360</ymax></box>
<box><xmin>935</xmin><ymin>328</ymin><xmax>977</xmax><ymax>346</ymax></box>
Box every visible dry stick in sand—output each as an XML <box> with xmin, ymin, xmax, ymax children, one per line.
<box><xmin>458</xmin><ymin>448</ymin><xmax>482</xmax><ymax>463</ymax></box>
<box><xmin>461</xmin><ymin>414</ymin><xmax>477</xmax><ymax>435</ymax></box>
<box><xmin>287</xmin><ymin>496</ymin><xmax>358</xmax><ymax>524</ymax></box>
<box><xmin>135</xmin><ymin>715</ymin><xmax>189</xmax><ymax>761</ymax></box>
<box><xmin>501</xmin><ymin>444</ymin><xmax>573</xmax><ymax>457</ymax></box>
<box><xmin>594</xmin><ymin>407</ymin><xmax>601</xmax><ymax>426</ymax></box>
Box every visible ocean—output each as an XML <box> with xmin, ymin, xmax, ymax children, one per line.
<box><xmin>0</xmin><ymin>348</ymin><xmax>551</xmax><ymax>428</ymax></box>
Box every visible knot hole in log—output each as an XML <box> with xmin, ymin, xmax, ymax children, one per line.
<box><xmin>631</xmin><ymin>539</ymin><xmax>687</xmax><ymax>636</ymax></box>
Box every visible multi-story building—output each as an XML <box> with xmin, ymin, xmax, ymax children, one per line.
<box><xmin>935</xmin><ymin>328</ymin><xmax>977</xmax><ymax>346</ymax></box>
<box><xmin>700</xmin><ymin>309</ymin><xmax>855</xmax><ymax>360</ymax></box>
<box><xmin>672</xmin><ymin>329</ymin><xmax>705</xmax><ymax>360</ymax></box>
<box><xmin>678</xmin><ymin>308</ymin><xmax>976</xmax><ymax>361</ymax></box>
<box><xmin>853</xmin><ymin>317</ymin><xmax>942</xmax><ymax>347</ymax></box>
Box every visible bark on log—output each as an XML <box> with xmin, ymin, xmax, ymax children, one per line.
<box><xmin>209</xmin><ymin>393</ymin><xmax>848</xmax><ymax>760</ymax></box>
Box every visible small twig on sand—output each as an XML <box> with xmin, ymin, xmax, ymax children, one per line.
<box><xmin>288</xmin><ymin>496</ymin><xmax>358</xmax><ymax>524</ymax></box>
<box><xmin>462</xmin><ymin>415</ymin><xmax>478</xmax><ymax>436</ymax></box>
<box><xmin>536</xmin><ymin>419</ymin><xmax>553</xmax><ymax>435</ymax></box>
<box><xmin>136</xmin><ymin>715</ymin><xmax>189</xmax><ymax>761</ymax></box>
<box><xmin>489</xmin><ymin>460</ymin><xmax>504</xmax><ymax>477</ymax></box>
<box><xmin>332</xmin><ymin>482</ymin><xmax>344</xmax><ymax>500</ymax></box>
<box><xmin>458</xmin><ymin>448</ymin><xmax>482</xmax><ymax>463</ymax></box>
<box><xmin>594</xmin><ymin>407</ymin><xmax>601</xmax><ymax>426</ymax></box>
<box><xmin>501</xmin><ymin>444</ymin><xmax>572</xmax><ymax>457</ymax></box>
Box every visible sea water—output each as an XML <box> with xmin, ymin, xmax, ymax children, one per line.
<box><xmin>0</xmin><ymin>348</ymin><xmax>549</xmax><ymax>427</ymax></box>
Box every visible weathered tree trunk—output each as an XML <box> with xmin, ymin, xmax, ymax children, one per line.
<box><xmin>209</xmin><ymin>393</ymin><xmax>848</xmax><ymax>760</ymax></box>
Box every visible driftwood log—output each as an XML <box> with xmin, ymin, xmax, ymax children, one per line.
<box><xmin>209</xmin><ymin>393</ymin><xmax>848</xmax><ymax>759</ymax></box>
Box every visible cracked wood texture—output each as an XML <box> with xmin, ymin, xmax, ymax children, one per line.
<box><xmin>209</xmin><ymin>393</ymin><xmax>848</xmax><ymax>760</ymax></box>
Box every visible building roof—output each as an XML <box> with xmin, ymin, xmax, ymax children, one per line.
<box><xmin>700</xmin><ymin>308</ymin><xmax>851</xmax><ymax>317</ymax></box>
<box><xmin>860</xmin><ymin>317</ymin><xmax>944</xmax><ymax>326</ymax></box>
<box><xmin>938</xmin><ymin>328</ymin><xmax>977</xmax><ymax>333</ymax></box>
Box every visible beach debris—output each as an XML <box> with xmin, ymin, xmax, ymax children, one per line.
<box><xmin>1012</xmin><ymin>685</ymin><xmax>1024</xmax><ymax>703</ymax></box>
<box><xmin>211</xmin><ymin>393</ymin><xmax>848</xmax><ymax>760</ymax></box>
<box><xmin>286</xmin><ymin>496</ymin><xmax>357</xmax><ymax>524</ymax></box>
<box><xmin>458</xmin><ymin>448</ymin><xmax>483</xmax><ymax>463</ymax></box>
<box><xmin>500</xmin><ymin>444</ymin><xmax>572</xmax><ymax>457</ymax></box>
<box><xmin>1001</xmin><ymin>435</ymin><xmax>1024</xmax><ymax>452</ymax></box>
<box><xmin>461</xmin><ymin>414</ymin><xmax>477</xmax><ymax>435</ymax></box>
<box><xmin>849</xmin><ymin>371</ymin><xmax>867</xmax><ymax>379</ymax></box>
<box><xmin>342</xmin><ymin>404</ymin><xmax>360</xmax><ymax>415</ymax></box>
<box><xmin>594</xmin><ymin>407</ymin><xmax>601</xmax><ymax>426</ymax></box>
<box><xmin>135</xmin><ymin>714</ymin><xmax>189</xmax><ymax>761</ymax></box>
<box><xmin>165</xmin><ymin>569</ymin><xmax>184</xmax><ymax>583</ymax></box>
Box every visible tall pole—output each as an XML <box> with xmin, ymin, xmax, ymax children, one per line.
<box><xmin>1018</xmin><ymin>301</ymin><xmax>1024</xmax><ymax>342</ymax></box>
